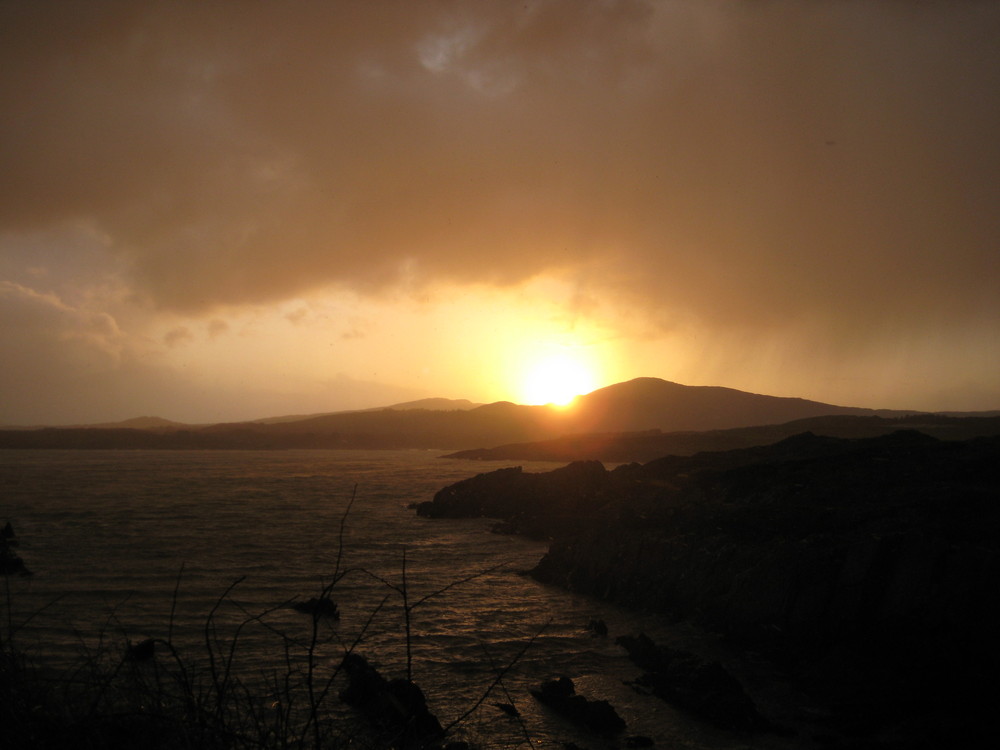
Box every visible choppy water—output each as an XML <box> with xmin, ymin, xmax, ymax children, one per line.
<box><xmin>1</xmin><ymin>449</ymin><xmax>812</xmax><ymax>749</ymax></box>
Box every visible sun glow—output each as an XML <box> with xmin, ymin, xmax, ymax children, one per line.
<box><xmin>520</xmin><ymin>352</ymin><xmax>597</xmax><ymax>406</ymax></box>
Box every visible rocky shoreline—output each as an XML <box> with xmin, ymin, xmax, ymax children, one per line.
<box><xmin>419</xmin><ymin>430</ymin><xmax>1000</xmax><ymax>746</ymax></box>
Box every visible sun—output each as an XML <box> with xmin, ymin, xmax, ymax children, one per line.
<box><xmin>520</xmin><ymin>352</ymin><xmax>597</xmax><ymax>406</ymax></box>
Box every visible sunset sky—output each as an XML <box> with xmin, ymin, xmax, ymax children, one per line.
<box><xmin>2</xmin><ymin>0</ymin><xmax>998</xmax><ymax>425</ymax></box>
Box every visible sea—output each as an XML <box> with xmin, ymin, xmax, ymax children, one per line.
<box><xmin>1</xmin><ymin>449</ymin><xmax>814</xmax><ymax>749</ymax></box>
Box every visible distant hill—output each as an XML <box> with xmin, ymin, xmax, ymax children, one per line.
<box><xmin>567</xmin><ymin>377</ymin><xmax>908</xmax><ymax>433</ymax></box>
<box><xmin>248</xmin><ymin>398</ymin><xmax>483</xmax><ymax>424</ymax></box>
<box><xmin>1</xmin><ymin>377</ymin><xmax>995</xmax><ymax>451</ymax></box>
<box><xmin>102</xmin><ymin>416</ymin><xmax>194</xmax><ymax>430</ymax></box>
<box><xmin>0</xmin><ymin>415</ymin><xmax>203</xmax><ymax>431</ymax></box>
<box><xmin>378</xmin><ymin>397</ymin><xmax>481</xmax><ymax>411</ymax></box>
<box><xmin>3</xmin><ymin>399</ymin><xmax>483</xmax><ymax>430</ymax></box>
<box><xmin>195</xmin><ymin>400</ymin><xmax>568</xmax><ymax>449</ymax></box>
<box><xmin>233</xmin><ymin>377</ymin><xmax>910</xmax><ymax>444</ymax></box>
<box><xmin>444</xmin><ymin>413</ymin><xmax>1000</xmax><ymax>462</ymax></box>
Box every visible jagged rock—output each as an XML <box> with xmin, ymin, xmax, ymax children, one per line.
<box><xmin>625</xmin><ymin>736</ymin><xmax>654</xmax><ymax>748</ymax></box>
<box><xmin>530</xmin><ymin>676</ymin><xmax>626</xmax><ymax>734</ymax></box>
<box><xmin>528</xmin><ymin>434</ymin><xmax>1000</xmax><ymax>663</ymax></box>
<box><xmin>586</xmin><ymin>618</ymin><xmax>608</xmax><ymax>636</ymax></box>
<box><xmin>125</xmin><ymin>638</ymin><xmax>156</xmax><ymax>661</ymax></box>
<box><xmin>538</xmin><ymin>675</ymin><xmax>575</xmax><ymax>699</ymax></box>
<box><xmin>416</xmin><ymin>461</ymin><xmax>610</xmax><ymax>539</ymax></box>
<box><xmin>0</xmin><ymin>521</ymin><xmax>29</xmax><ymax>575</ymax></box>
<box><xmin>490</xmin><ymin>519</ymin><xmax>519</xmax><ymax>535</ymax></box>
<box><xmin>339</xmin><ymin>653</ymin><xmax>443</xmax><ymax>748</ymax></box>
<box><xmin>416</xmin><ymin>466</ymin><xmax>526</xmax><ymax>519</ymax></box>
<box><xmin>0</xmin><ymin>548</ymin><xmax>27</xmax><ymax>575</ymax></box>
<box><xmin>291</xmin><ymin>596</ymin><xmax>339</xmax><ymax>618</ymax></box>
<box><xmin>493</xmin><ymin>702</ymin><xmax>520</xmax><ymax>717</ymax></box>
<box><xmin>617</xmin><ymin>633</ymin><xmax>767</xmax><ymax>731</ymax></box>
<box><xmin>427</xmin><ymin>432</ymin><xmax>1000</xmax><ymax>741</ymax></box>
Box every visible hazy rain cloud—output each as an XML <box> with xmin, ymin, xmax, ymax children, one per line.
<box><xmin>1</xmin><ymin>0</ymin><xmax>997</xmax><ymax>422</ymax></box>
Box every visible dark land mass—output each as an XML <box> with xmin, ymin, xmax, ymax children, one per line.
<box><xmin>249</xmin><ymin>397</ymin><xmax>482</xmax><ymax>425</ymax></box>
<box><xmin>0</xmin><ymin>377</ymin><xmax>969</xmax><ymax>450</ymax></box>
<box><xmin>418</xmin><ymin>430</ymin><xmax>1000</xmax><ymax>746</ymax></box>
<box><xmin>0</xmin><ymin>403</ymin><xmax>563</xmax><ymax>449</ymax></box>
<box><xmin>444</xmin><ymin>413</ymin><xmax>1000</xmax><ymax>462</ymax></box>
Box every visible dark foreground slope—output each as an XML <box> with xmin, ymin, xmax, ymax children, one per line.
<box><xmin>419</xmin><ymin>431</ymin><xmax>1000</xmax><ymax>744</ymax></box>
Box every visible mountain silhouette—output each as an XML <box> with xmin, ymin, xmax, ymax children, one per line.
<box><xmin>197</xmin><ymin>378</ymin><xmax>899</xmax><ymax>447</ymax></box>
<box><xmin>566</xmin><ymin>377</ymin><xmax>898</xmax><ymax>433</ymax></box>
<box><xmin>249</xmin><ymin>397</ymin><xmax>482</xmax><ymax>425</ymax></box>
<box><xmin>1</xmin><ymin>377</ymin><xmax>993</xmax><ymax>451</ymax></box>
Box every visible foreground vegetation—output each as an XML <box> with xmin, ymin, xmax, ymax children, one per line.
<box><xmin>1</xmin><ymin>499</ymin><xmax>535</xmax><ymax>750</ymax></box>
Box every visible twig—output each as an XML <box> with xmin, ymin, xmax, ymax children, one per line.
<box><xmin>402</xmin><ymin>548</ymin><xmax>412</xmax><ymax>682</ymax></box>
<box><xmin>477</xmin><ymin>638</ymin><xmax>540</xmax><ymax>747</ymax></box>
<box><xmin>203</xmin><ymin>575</ymin><xmax>246</xmax><ymax>721</ymax></box>
<box><xmin>442</xmin><ymin>619</ymin><xmax>551</xmax><ymax>736</ymax></box>
<box><xmin>333</xmin><ymin>484</ymin><xmax>358</xmax><ymax>582</ymax></box>
<box><xmin>167</xmin><ymin>562</ymin><xmax>185</xmax><ymax>646</ymax></box>
<box><xmin>411</xmin><ymin>562</ymin><xmax>509</xmax><ymax>609</ymax></box>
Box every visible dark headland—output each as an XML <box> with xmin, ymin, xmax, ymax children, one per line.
<box><xmin>418</xmin><ymin>430</ymin><xmax>1000</xmax><ymax>747</ymax></box>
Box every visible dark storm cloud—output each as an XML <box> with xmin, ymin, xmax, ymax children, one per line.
<box><xmin>1</xmin><ymin>0</ymin><xmax>997</xmax><ymax>338</ymax></box>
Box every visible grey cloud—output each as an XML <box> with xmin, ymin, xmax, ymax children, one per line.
<box><xmin>206</xmin><ymin>319</ymin><xmax>229</xmax><ymax>337</ymax></box>
<box><xmin>0</xmin><ymin>278</ymin><xmax>420</xmax><ymax>423</ymax></box>
<box><xmin>163</xmin><ymin>326</ymin><xmax>193</xmax><ymax>347</ymax></box>
<box><xmin>0</xmin><ymin>280</ymin><xmax>125</xmax><ymax>422</ymax></box>
<box><xmin>0</xmin><ymin>0</ymin><xmax>997</xmax><ymax>340</ymax></box>
<box><xmin>0</xmin><ymin>281</ymin><xmax>122</xmax><ymax>365</ymax></box>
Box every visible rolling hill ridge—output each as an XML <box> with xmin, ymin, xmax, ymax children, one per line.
<box><xmin>1</xmin><ymin>378</ymin><xmax>995</xmax><ymax>453</ymax></box>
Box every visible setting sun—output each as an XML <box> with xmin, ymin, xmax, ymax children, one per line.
<box><xmin>520</xmin><ymin>352</ymin><xmax>597</xmax><ymax>406</ymax></box>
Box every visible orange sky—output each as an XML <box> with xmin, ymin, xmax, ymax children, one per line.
<box><xmin>1</xmin><ymin>1</ymin><xmax>998</xmax><ymax>424</ymax></box>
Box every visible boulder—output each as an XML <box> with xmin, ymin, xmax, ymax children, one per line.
<box><xmin>339</xmin><ymin>653</ymin><xmax>443</xmax><ymax>748</ymax></box>
<box><xmin>0</xmin><ymin>521</ymin><xmax>29</xmax><ymax>575</ymax></box>
<box><xmin>617</xmin><ymin>633</ymin><xmax>767</xmax><ymax>732</ymax></box>
<box><xmin>291</xmin><ymin>596</ymin><xmax>339</xmax><ymax>618</ymax></box>
<box><xmin>125</xmin><ymin>638</ymin><xmax>156</xmax><ymax>661</ymax></box>
<box><xmin>530</xmin><ymin>676</ymin><xmax>626</xmax><ymax>734</ymax></box>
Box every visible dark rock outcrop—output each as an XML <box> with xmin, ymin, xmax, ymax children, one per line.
<box><xmin>442</xmin><ymin>414</ymin><xmax>1000</xmax><ymax>463</ymax></box>
<box><xmin>416</xmin><ymin>460</ymin><xmax>609</xmax><ymax>539</ymax></box>
<box><xmin>624</xmin><ymin>735</ymin><xmax>655</xmax><ymax>747</ymax></box>
<box><xmin>530</xmin><ymin>676</ymin><xmax>626</xmax><ymax>734</ymax></box>
<box><xmin>425</xmin><ymin>430</ymin><xmax>1000</xmax><ymax>741</ymax></box>
<box><xmin>338</xmin><ymin>653</ymin><xmax>443</xmax><ymax>748</ymax></box>
<box><xmin>529</xmin><ymin>433</ymin><xmax>1000</xmax><ymax>661</ymax></box>
<box><xmin>125</xmin><ymin>638</ymin><xmax>157</xmax><ymax>661</ymax></box>
<box><xmin>493</xmin><ymin>701</ymin><xmax>520</xmax><ymax>717</ymax></box>
<box><xmin>291</xmin><ymin>596</ymin><xmax>339</xmax><ymax>618</ymax></box>
<box><xmin>1</xmin><ymin>521</ymin><xmax>29</xmax><ymax>575</ymax></box>
<box><xmin>617</xmin><ymin>633</ymin><xmax>767</xmax><ymax>731</ymax></box>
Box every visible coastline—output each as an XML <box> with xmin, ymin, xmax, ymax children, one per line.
<box><xmin>420</xmin><ymin>430</ymin><xmax>1000</xmax><ymax>746</ymax></box>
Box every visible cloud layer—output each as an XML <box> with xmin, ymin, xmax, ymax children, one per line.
<box><xmin>1</xmin><ymin>0</ymin><xmax>998</xmax><ymax>420</ymax></box>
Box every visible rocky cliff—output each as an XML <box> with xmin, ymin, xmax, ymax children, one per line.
<box><xmin>419</xmin><ymin>430</ymin><xmax>1000</xmax><ymax>742</ymax></box>
<box><xmin>415</xmin><ymin>460</ymin><xmax>609</xmax><ymax>538</ymax></box>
